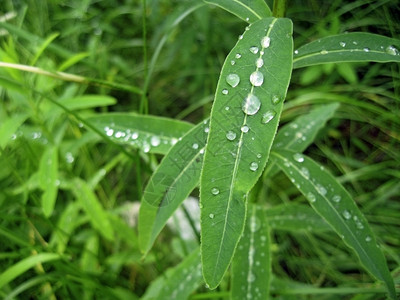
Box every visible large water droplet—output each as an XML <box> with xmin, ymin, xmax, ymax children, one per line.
<box><xmin>242</xmin><ymin>94</ymin><xmax>261</xmax><ymax>115</ymax></box>
<box><xmin>249</xmin><ymin>162</ymin><xmax>258</xmax><ymax>171</ymax></box>
<box><xmin>261</xmin><ymin>110</ymin><xmax>276</xmax><ymax>124</ymax></box>
<box><xmin>150</xmin><ymin>136</ymin><xmax>161</xmax><ymax>147</ymax></box>
<box><xmin>211</xmin><ymin>187</ymin><xmax>219</xmax><ymax>195</ymax></box>
<box><xmin>226</xmin><ymin>73</ymin><xmax>240</xmax><ymax>87</ymax></box>
<box><xmin>226</xmin><ymin>131</ymin><xmax>236</xmax><ymax>141</ymax></box>
<box><xmin>256</xmin><ymin>58</ymin><xmax>264</xmax><ymax>68</ymax></box>
<box><xmin>250</xmin><ymin>71</ymin><xmax>264</xmax><ymax>86</ymax></box>
<box><xmin>249</xmin><ymin>46</ymin><xmax>259</xmax><ymax>54</ymax></box>
<box><xmin>342</xmin><ymin>210</ymin><xmax>351</xmax><ymax>220</ymax></box>
<box><xmin>293</xmin><ymin>153</ymin><xmax>304</xmax><ymax>163</ymax></box>
<box><xmin>241</xmin><ymin>125</ymin><xmax>249</xmax><ymax>133</ymax></box>
<box><xmin>385</xmin><ymin>45</ymin><xmax>399</xmax><ymax>55</ymax></box>
<box><xmin>261</xmin><ymin>36</ymin><xmax>271</xmax><ymax>48</ymax></box>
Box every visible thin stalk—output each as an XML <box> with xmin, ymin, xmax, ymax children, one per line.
<box><xmin>140</xmin><ymin>0</ymin><xmax>149</xmax><ymax>114</ymax></box>
<box><xmin>273</xmin><ymin>0</ymin><xmax>287</xmax><ymax>18</ymax></box>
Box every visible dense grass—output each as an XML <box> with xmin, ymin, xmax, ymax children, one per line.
<box><xmin>0</xmin><ymin>0</ymin><xmax>399</xmax><ymax>299</ymax></box>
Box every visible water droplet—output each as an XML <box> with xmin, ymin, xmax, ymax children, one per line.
<box><xmin>250</xmin><ymin>71</ymin><xmax>264</xmax><ymax>86</ymax></box>
<box><xmin>225</xmin><ymin>106</ymin><xmax>230</xmax><ymax>111</ymax></box>
<box><xmin>250</xmin><ymin>215</ymin><xmax>261</xmax><ymax>232</ymax></box>
<box><xmin>385</xmin><ymin>45</ymin><xmax>399</xmax><ymax>55</ymax></box>
<box><xmin>342</xmin><ymin>210</ymin><xmax>351</xmax><ymax>220</ymax></box>
<box><xmin>293</xmin><ymin>153</ymin><xmax>304</xmax><ymax>163</ymax></box>
<box><xmin>192</xmin><ymin>143</ymin><xmax>199</xmax><ymax>149</ymax></box>
<box><xmin>257</xmin><ymin>153</ymin><xmax>262</xmax><ymax>159</ymax></box>
<box><xmin>209</xmin><ymin>213</ymin><xmax>215</xmax><ymax>219</ymax></box>
<box><xmin>238</xmin><ymin>35</ymin><xmax>243</xmax><ymax>40</ymax></box>
<box><xmin>115</xmin><ymin>131</ymin><xmax>124</xmax><ymax>138</ymax></box>
<box><xmin>250</xmin><ymin>46</ymin><xmax>259</xmax><ymax>54</ymax></box>
<box><xmin>249</xmin><ymin>162</ymin><xmax>258</xmax><ymax>171</ymax></box>
<box><xmin>150</xmin><ymin>136</ymin><xmax>160</xmax><ymax>147</ymax></box>
<box><xmin>307</xmin><ymin>192</ymin><xmax>316</xmax><ymax>203</ymax></box>
<box><xmin>316</xmin><ymin>184</ymin><xmax>327</xmax><ymax>196</ymax></box>
<box><xmin>332</xmin><ymin>195</ymin><xmax>341</xmax><ymax>203</ymax></box>
<box><xmin>301</xmin><ymin>167</ymin><xmax>310</xmax><ymax>179</ymax></box>
<box><xmin>245</xmin><ymin>17</ymin><xmax>249</xmax><ymax>22</ymax></box>
<box><xmin>363</xmin><ymin>47</ymin><xmax>370</xmax><ymax>52</ymax></box>
<box><xmin>226</xmin><ymin>130</ymin><xmax>236</xmax><ymax>141</ymax></box>
<box><xmin>143</xmin><ymin>143</ymin><xmax>150</xmax><ymax>153</ymax></box>
<box><xmin>200</xmin><ymin>148</ymin><xmax>205</xmax><ymax>154</ymax></box>
<box><xmin>339</xmin><ymin>41</ymin><xmax>346</xmax><ymax>47</ymax></box>
<box><xmin>171</xmin><ymin>138</ymin><xmax>178</xmax><ymax>145</ymax></box>
<box><xmin>260</xmin><ymin>50</ymin><xmax>264</xmax><ymax>55</ymax></box>
<box><xmin>241</xmin><ymin>125</ymin><xmax>249</xmax><ymax>133</ymax></box>
<box><xmin>204</xmin><ymin>127</ymin><xmax>209</xmax><ymax>133</ymax></box>
<box><xmin>247</xmin><ymin>272</ymin><xmax>256</xmax><ymax>282</ymax></box>
<box><xmin>352</xmin><ymin>41</ymin><xmax>358</xmax><ymax>45</ymax></box>
<box><xmin>242</xmin><ymin>94</ymin><xmax>261</xmax><ymax>115</ymax></box>
<box><xmin>261</xmin><ymin>110</ymin><xmax>276</xmax><ymax>124</ymax></box>
<box><xmin>294</xmin><ymin>49</ymin><xmax>299</xmax><ymax>55</ymax></box>
<box><xmin>261</xmin><ymin>36</ymin><xmax>271</xmax><ymax>48</ymax></box>
<box><xmin>353</xmin><ymin>216</ymin><xmax>364</xmax><ymax>229</ymax></box>
<box><xmin>226</xmin><ymin>73</ymin><xmax>240</xmax><ymax>87</ymax></box>
<box><xmin>65</xmin><ymin>152</ymin><xmax>74</xmax><ymax>164</ymax></box>
<box><xmin>231</xmin><ymin>60</ymin><xmax>236</xmax><ymax>65</ymax></box>
<box><xmin>271</xmin><ymin>95</ymin><xmax>282</xmax><ymax>105</ymax></box>
<box><xmin>131</xmin><ymin>132</ymin><xmax>139</xmax><ymax>140</ymax></box>
<box><xmin>256</xmin><ymin>58</ymin><xmax>264</xmax><ymax>68</ymax></box>
<box><xmin>235</xmin><ymin>53</ymin><xmax>242</xmax><ymax>59</ymax></box>
<box><xmin>222</xmin><ymin>89</ymin><xmax>228</xmax><ymax>95</ymax></box>
<box><xmin>106</xmin><ymin>128</ymin><xmax>114</xmax><ymax>136</ymax></box>
<box><xmin>365</xmin><ymin>236</ymin><xmax>371</xmax><ymax>242</ymax></box>
<box><xmin>320</xmin><ymin>50</ymin><xmax>328</xmax><ymax>55</ymax></box>
<box><xmin>211</xmin><ymin>187</ymin><xmax>219</xmax><ymax>195</ymax></box>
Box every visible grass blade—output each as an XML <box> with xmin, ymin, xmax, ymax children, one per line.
<box><xmin>200</xmin><ymin>17</ymin><xmax>293</xmax><ymax>288</ymax></box>
<box><xmin>39</xmin><ymin>145</ymin><xmax>59</xmax><ymax>217</ymax></box>
<box><xmin>55</xmin><ymin>95</ymin><xmax>116</xmax><ymax>111</ymax></box>
<box><xmin>204</xmin><ymin>0</ymin><xmax>271</xmax><ymax>23</ymax></box>
<box><xmin>231</xmin><ymin>204</ymin><xmax>271</xmax><ymax>300</ymax></box>
<box><xmin>139</xmin><ymin>120</ymin><xmax>208</xmax><ymax>255</ymax></box>
<box><xmin>293</xmin><ymin>33</ymin><xmax>400</xmax><ymax>69</ymax></box>
<box><xmin>0</xmin><ymin>114</ymin><xmax>28</xmax><ymax>149</ymax></box>
<box><xmin>271</xmin><ymin>149</ymin><xmax>396</xmax><ymax>299</ymax></box>
<box><xmin>86</xmin><ymin>113</ymin><xmax>193</xmax><ymax>155</ymax></box>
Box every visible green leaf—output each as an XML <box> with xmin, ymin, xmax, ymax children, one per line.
<box><xmin>200</xmin><ymin>17</ymin><xmax>293</xmax><ymax>289</ymax></box>
<box><xmin>139</xmin><ymin>120</ymin><xmax>208</xmax><ymax>255</ymax></box>
<box><xmin>57</xmin><ymin>95</ymin><xmax>116</xmax><ymax>111</ymax></box>
<box><xmin>293</xmin><ymin>33</ymin><xmax>400</xmax><ymax>69</ymax></box>
<box><xmin>0</xmin><ymin>253</ymin><xmax>60</xmax><ymax>289</ymax></box>
<box><xmin>204</xmin><ymin>0</ymin><xmax>271</xmax><ymax>23</ymax></box>
<box><xmin>266</xmin><ymin>203</ymin><xmax>330</xmax><ymax>232</ymax></box>
<box><xmin>271</xmin><ymin>149</ymin><xmax>396</xmax><ymax>299</ymax></box>
<box><xmin>0</xmin><ymin>114</ymin><xmax>28</xmax><ymax>149</ymax></box>
<box><xmin>72</xmin><ymin>178</ymin><xmax>114</xmax><ymax>241</ymax></box>
<box><xmin>86</xmin><ymin>113</ymin><xmax>193</xmax><ymax>155</ymax></box>
<box><xmin>231</xmin><ymin>204</ymin><xmax>271</xmax><ymax>300</ymax></box>
<box><xmin>39</xmin><ymin>145</ymin><xmax>59</xmax><ymax>217</ymax></box>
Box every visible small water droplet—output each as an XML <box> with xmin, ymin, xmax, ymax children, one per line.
<box><xmin>204</xmin><ymin>127</ymin><xmax>209</xmax><ymax>133</ymax></box>
<box><xmin>385</xmin><ymin>45</ymin><xmax>399</xmax><ymax>55</ymax></box>
<box><xmin>245</xmin><ymin>17</ymin><xmax>249</xmax><ymax>22</ymax></box>
<box><xmin>249</xmin><ymin>162</ymin><xmax>258</xmax><ymax>171</ymax></box>
<box><xmin>171</xmin><ymin>138</ymin><xmax>178</xmax><ymax>145</ymax></box>
<box><xmin>150</xmin><ymin>136</ymin><xmax>160</xmax><ymax>147</ymax></box>
<box><xmin>261</xmin><ymin>36</ymin><xmax>271</xmax><ymax>48</ymax></box>
<box><xmin>231</xmin><ymin>60</ymin><xmax>236</xmax><ymax>65</ymax></box>
<box><xmin>66</xmin><ymin>152</ymin><xmax>74</xmax><ymax>164</ymax></box>
<box><xmin>247</xmin><ymin>272</ymin><xmax>256</xmax><ymax>282</ymax></box>
<box><xmin>209</xmin><ymin>213</ymin><xmax>215</xmax><ymax>219</ymax></box>
<box><xmin>241</xmin><ymin>125</ymin><xmax>249</xmax><ymax>133</ymax></box>
<box><xmin>342</xmin><ymin>210</ymin><xmax>351</xmax><ymax>220</ymax></box>
<box><xmin>192</xmin><ymin>143</ymin><xmax>199</xmax><ymax>149</ymax></box>
<box><xmin>211</xmin><ymin>187</ymin><xmax>219</xmax><ymax>195</ymax></box>
<box><xmin>106</xmin><ymin>128</ymin><xmax>114</xmax><ymax>136</ymax></box>
<box><xmin>242</xmin><ymin>94</ymin><xmax>261</xmax><ymax>115</ymax></box>
<box><xmin>226</xmin><ymin>130</ymin><xmax>236</xmax><ymax>141</ymax></box>
<box><xmin>332</xmin><ymin>195</ymin><xmax>341</xmax><ymax>203</ymax></box>
<box><xmin>301</xmin><ymin>167</ymin><xmax>310</xmax><ymax>179</ymax></box>
<box><xmin>353</xmin><ymin>216</ymin><xmax>364</xmax><ymax>229</ymax></box>
<box><xmin>363</xmin><ymin>47</ymin><xmax>370</xmax><ymax>52</ymax></box>
<box><xmin>143</xmin><ymin>143</ymin><xmax>150</xmax><ymax>153</ymax></box>
<box><xmin>339</xmin><ymin>41</ymin><xmax>346</xmax><ymax>47</ymax></box>
<box><xmin>316</xmin><ymin>184</ymin><xmax>327</xmax><ymax>196</ymax></box>
<box><xmin>115</xmin><ymin>131</ymin><xmax>124</xmax><ymax>138</ymax></box>
<box><xmin>293</xmin><ymin>153</ymin><xmax>304</xmax><ymax>162</ymax></box>
<box><xmin>225</xmin><ymin>106</ymin><xmax>230</xmax><ymax>111</ymax></box>
<box><xmin>307</xmin><ymin>192</ymin><xmax>316</xmax><ymax>203</ymax></box>
<box><xmin>352</xmin><ymin>41</ymin><xmax>358</xmax><ymax>45</ymax></box>
<box><xmin>222</xmin><ymin>89</ymin><xmax>228</xmax><ymax>95</ymax></box>
<box><xmin>238</xmin><ymin>35</ymin><xmax>243</xmax><ymax>40</ymax></box>
<box><xmin>255</xmin><ymin>59</ymin><xmax>264</xmax><ymax>69</ymax></box>
<box><xmin>235</xmin><ymin>53</ymin><xmax>242</xmax><ymax>59</ymax></box>
<box><xmin>294</xmin><ymin>49</ymin><xmax>299</xmax><ymax>55</ymax></box>
<box><xmin>271</xmin><ymin>95</ymin><xmax>282</xmax><ymax>105</ymax></box>
<box><xmin>131</xmin><ymin>132</ymin><xmax>139</xmax><ymax>140</ymax></box>
<box><xmin>250</xmin><ymin>71</ymin><xmax>264</xmax><ymax>86</ymax></box>
<box><xmin>250</xmin><ymin>215</ymin><xmax>261</xmax><ymax>232</ymax></box>
<box><xmin>226</xmin><ymin>73</ymin><xmax>240</xmax><ymax>87</ymax></box>
<box><xmin>249</xmin><ymin>46</ymin><xmax>259</xmax><ymax>54</ymax></box>
<box><xmin>257</xmin><ymin>153</ymin><xmax>262</xmax><ymax>159</ymax></box>
<box><xmin>261</xmin><ymin>110</ymin><xmax>276</xmax><ymax>124</ymax></box>
<box><xmin>365</xmin><ymin>236</ymin><xmax>371</xmax><ymax>242</ymax></box>
<box><xmin>320</xmin><ymin>50</ymin><xmax>328</xmax><ymax>55</ymax></box>
<box><xmin>200</xmin><ymin>148</ymin><xmax>205</xmax><ymax>154</ymax></box>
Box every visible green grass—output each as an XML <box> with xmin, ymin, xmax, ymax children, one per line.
<box><xmin>0</xmin><ymin>0</ymin><xmax>399</xmax><ymax>299</ymax></box>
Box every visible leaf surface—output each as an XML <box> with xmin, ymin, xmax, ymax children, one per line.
<box><xmin>86</xmin><ymin>113</ymin><xmax>193</xmax><ymax>155</ymax></box>
<box><xmin>200</xmin><ymin>17</ymin><xmax>293</xmax><ymax>288</ymax></box>
<box><xmin>204</xmin><ymin>0</ymin><xmax>271</xmax><ymax>23</ymax></box>
<box><xmin>39</xmin><ymin>145</ymin><xmax>59</xmax><ymax>217</ymax></box>
<box><xmin>271</xmin><ymin>149</ymin><xmax>396</xmax><ymax>299</ymax></box>
<box><xmin>293</xmin><ymin>33</ymin><xmax>400</xmax><ymax>69</ymax></box>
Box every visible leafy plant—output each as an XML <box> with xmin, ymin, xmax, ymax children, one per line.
<box><xmin>0</xmin><ymin>0</ymin><xmax>399</xmax><ymax>299</ymax></box>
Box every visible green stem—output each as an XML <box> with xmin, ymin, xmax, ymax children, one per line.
<box><xmin>273</xmin><ymin>0</ymin><xmax>287</xmax><ymax>18</ymax></box>
<box><xmin>140</xmin><ymin>0</ymin><xmax>149</xmax><ymax>114</ymax></box>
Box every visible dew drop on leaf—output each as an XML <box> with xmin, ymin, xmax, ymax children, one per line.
<box><xmin>231</xmin><ymin>60</ymin><xmax>236</xmax><ymax>65</ymax></box>
<box><xmin>106</xmin><ymin>128</ymin><xmax>114</xmax><ymax>136</ymax></box>
<box><xmin>332</xmin><ymin>195</ymin><xmax>341</xmax><ymax>203</ymax></box>
<box><xmin>339</xmin><ymin>41</ymin><xmax>346</xmax><ymax>47</ymax></box>
<box><xmin>365</xmin><ymin>236</ymin><xmax>372</xmax><ymax>242</ymax></box>
<box><xmin>209</xmin><ymin>213</ymin><xmax>215</xmax><ymax>219</ymax></box>
<box><xmin>271</xmin><ymin>94</ymin><xmax>282</xmax><ymax>105</ymax></box>
<box><xmin>226</xmin><ymin>73</ymin><xmax>240</xmax><ymax>87</ymax></box>
<box><xmin>247</xmin><ymin>272</ymin><xmax>256</xmax><ymax>283</ymax></box>
<box><xmin>363</xmin><ymin>47</ymin><xmax>370</xmax><ymax>52</ymax></box>
<box><xmin>192</xmin><ymin>143</ymin><xmax>199</xmax><ymax>149</ymax></box>
<box><xmin>222</xmin><ymin>89</ymin><xmax>228</xmax><ymax>95</ymax></box>
<box><xmin>316</xmin><ymin>184</ymin><xmax>327</xmax><ymax>196</ymax></box>
<box><xmin>261</xmin><ymin>36</ymin><xmax>271</xmax><ymax>48</ymax></box>
<box><xmin>307</xmin><ymin>192</ymin><xmax>316</xmax><ymax>203</ymax></box>
<box><xmin>150</xmin><ymin>136</ymin><xmax>160</xmax><ymax>147</ymax></box>
<box><xmin>250</xmin><ymin>46</ymin><xmax>259</xmax><ymax>54</ymax></box>
<box><xmin>385</xmin><ymin>45</ymin><xmax>399</xmax><ymax>55</ymax></box>
<box><xmin>320</xmin><ymin>50</ymin><xmax>328</xmax><ymax>55</ymax></box>
<box><xmin>250</xmin><ymin>70</ymin><xmax>264</xmax><ymax>86</ymax></box>
<box><xmin>301</xmin><ymin>167</ymin><xmax>310</xmax><ymax>179</ymax></box>
<box><xmin>242</xmin><ymin>94</ymin><xmax>261</xmax><ymax>115</ymax></box>
<box><xmin>249</xmin><ymin>162</ymin><xmax>258</xmax><ymax>172</ymax></box>
<box><xmin>211</xmin><ymin>187</ymin><xmax>219</xmax><ymax>195</ymax></box>
<box><xmin>256</xmin><ymin>58</ymin><xmax>264</xmax><ymax>68</ymax></box>
<box><xmin>261</xmin><ymin>110</ymin><xmax>276</xmax><ymax>124</ymax></box>
<box><xmin>293</xmin><ymin>153</ymin><xmax>304</xmax><ymax>162</ymax></box>
<box><xmin>257</xmin><ymin>153</ymin><xmax>262</xmax><ymax>159</ymax></box>
<box><xmin>250</xmin><ymin>215</ymin><xmax>261</xmax><ymax>232</ymax></box>
<box><xmin>235</xmin><ymin>53</ymin><xmax>242</xmax><ymax>59</ymax></box>
<box><xmin>241</xmin><ymin>125</ymin><xmax>249</xmax><ymax>133</ymax></box>
<box><xmin>226</xmin><ymin>130</ymin><xmax>237</xmax><ymax>141</ymax></box>
<box><xmin>342</xmin><ymin>210</ymin><xmax>352</xmax><ymax>220</ymax></box>
<box><xmin>131</xmin><ymin>132</ymin><xmax>139</xmax><ymax>140</ymax></box>
<box><xmin>294</xmin><ymin>49</ymin><xmax>299</xmax><ymax>55</ymax></box>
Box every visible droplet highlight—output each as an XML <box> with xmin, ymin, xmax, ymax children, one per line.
<box><xmin>150</xmin><ymin>136</ymin><xmax>161</xmax><ymax>147</ymax></box>
<box><xmin>226</xmin><ymin>73</ymin><xmax>240</xmax><ymax>87</ymax></box>
<box><xmin>249</xmin><ymin>46</ymin><xmax>259</xmax><ymax>54</ymax></box>
<box><xmin>293</xmin><ymin>153</ymin><xmax>304</xmax><ymax>163</ymax></box>
<box><xmin>242</xmin><ymin>94</ymin><xmax>261</xmax><ymax>115</ymax></box>
<box><xmin>226</xmin><ymin>131</ymin><xmax>237</xmax><ymax>141</ymax></box>
<box><xmin>386</xmin><ymin>45</ymin><xmax>399</xmax><ymax>55</ymax></box>
<box><xmin>241</xmin><ymin>125</ymin><xmax>249</xmax><ymax>133</ymax></box>
<box><xmin>222</xmin><ymin>89</ymin><xmax>228</xmax><ymax>95</ymax></box>
<box><xmin>249</xmin><ymin>162</ymin><xmax>258</xmax><ymax>171</ymax></box>
<box><xmin>250</xmin><ymin>71</ymin><xmax>264</xmax><ymax>86</ymax></box>
<box><xmin>256</xmin><ymin>58</ymin><xmax>264</xmax><ymax>68</ymax></box>
<box><xmin>261</xmin><ymin>110</ymin><xmax>276</xmax><ymax>123</ymax></box>
<box><xmin>261</xmin><ymin>36</ymin><xmax>271</xmax><ymax>48</ymax></box>
<box><xmin>211</xmin><ymin>188</ymin><xmax>219</xmax><ymax>195</ymax></box>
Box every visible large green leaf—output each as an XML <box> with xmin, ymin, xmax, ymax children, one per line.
<box><xmin>139</xmin><ymin>120</ymin><xmax>208</xmax><ymax>255</ymax></box>
<box><xmin>200</xmin><ymin>17</ymin><xmax>293</xmax><ymax>288</ymax></box>
<box><xmin>86</xmin><ymin>113</ymin><xmax>193</xmax><ymax>155</ymax></box>
<box><xmin>293</xmin><ymin>33</ymin><xmax>400</xmax><ymax>69</ymax></box>
<box><xmin>231</xmin><ymin>204</ymin><xmax>271</xmax><ymax>300</ymax></box>
<box><xmin>204</xmin><ymin>0</ymin><xmax>271</xmax><ymax>23</ymax></box>
<box><xmin>271</xmin><ymin>149</ymin><xmax>396</xmax><ymax>299</ymax></box>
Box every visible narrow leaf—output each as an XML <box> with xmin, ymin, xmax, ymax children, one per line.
<box><xmin>58</xmin><ymin>95</ymin><xmax>116</xmax><ymax>111</ymax></box>
<box><xmin>293</xmin><ymin>33</ymin><xmax>400</xmax><ymax>69</ymax></box>
<box><xmin>200</xmin><ymin>17</ymin><xmax>293</xmax><ymax>288</ymax></box>
<box><xmin>271</xmin><ymin>149</ymin><xmax>396</xmax><ymax>299</ymax></box>
<box><xmin>0</xmin><ymin>253</ymin><xmax>60</xmax><ymax>289</ymax></box>
<box><xmin>86</xmin><ymin>113</ymin><xmax>193</xmax><ymax>155</ymax></box>
<box><xmin>231</xmin><ymin>204</ymin><xmax>271</xmax><ymax>300</ymax></box>
<box><xmin>72</xmin><ymin>178</ymin><xmax>114</xmax><ymax>241</ymax></box>
<box><xmin>204</xmin><ymin>0</ymin><xmax>271</xmax><ymax>23</ymax></box>
<box><xmin>39</xmin><ymin>145</ymin><xmax>59</xmax><ymax>217</ymax></box>
<box><xmin>139</xmin><ymin>120</ymin><xmax>208</xmax><ymax>254</ymax></box>
<box><xmin>0</xmin><ymin>114</ymin><xmax>28</xmax><ymax>149</ymax></box>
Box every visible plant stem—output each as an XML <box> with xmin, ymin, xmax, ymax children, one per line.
<box><xmin>273</xmin><ymin>0</ymin><xmax>287</xmax><ymax>18</ymax></box>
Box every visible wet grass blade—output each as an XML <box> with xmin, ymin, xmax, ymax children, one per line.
<box><xmin>39</xmin><ymin>145</ymin><xmax>59</xmax><ymax>217</ymax></box>
<box><xmin>200</xmin><ymin>17</ymin><xmax>293</xmax><ymax>288</ymax></box>
<box><xmin>271</xmin><ymin>149</ymin><xmax>396</xmax><ymax>299</ymax></box>
<box><xmin>293</xmin><ymin>33</ymin><xmax>400</xmax><ymax>69</ymax></box>
<box><xmin>204</xmin><ymin>0</ymin><xmax>271</xmax><ymax>23</ymax></box>
<box><xmin>86</xmin><ymin>114</ymin><xmax>193</xmax><ymax>155</ymax></box>
<box><xmin>139</xmin><ymin>120</ymin><xmax>208</xmax><ymax>255</ymax></box>
<box><xmin>231</xmin><ymin>204</ymin><xmax>271</xmax><ymax>300</ymax></box>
